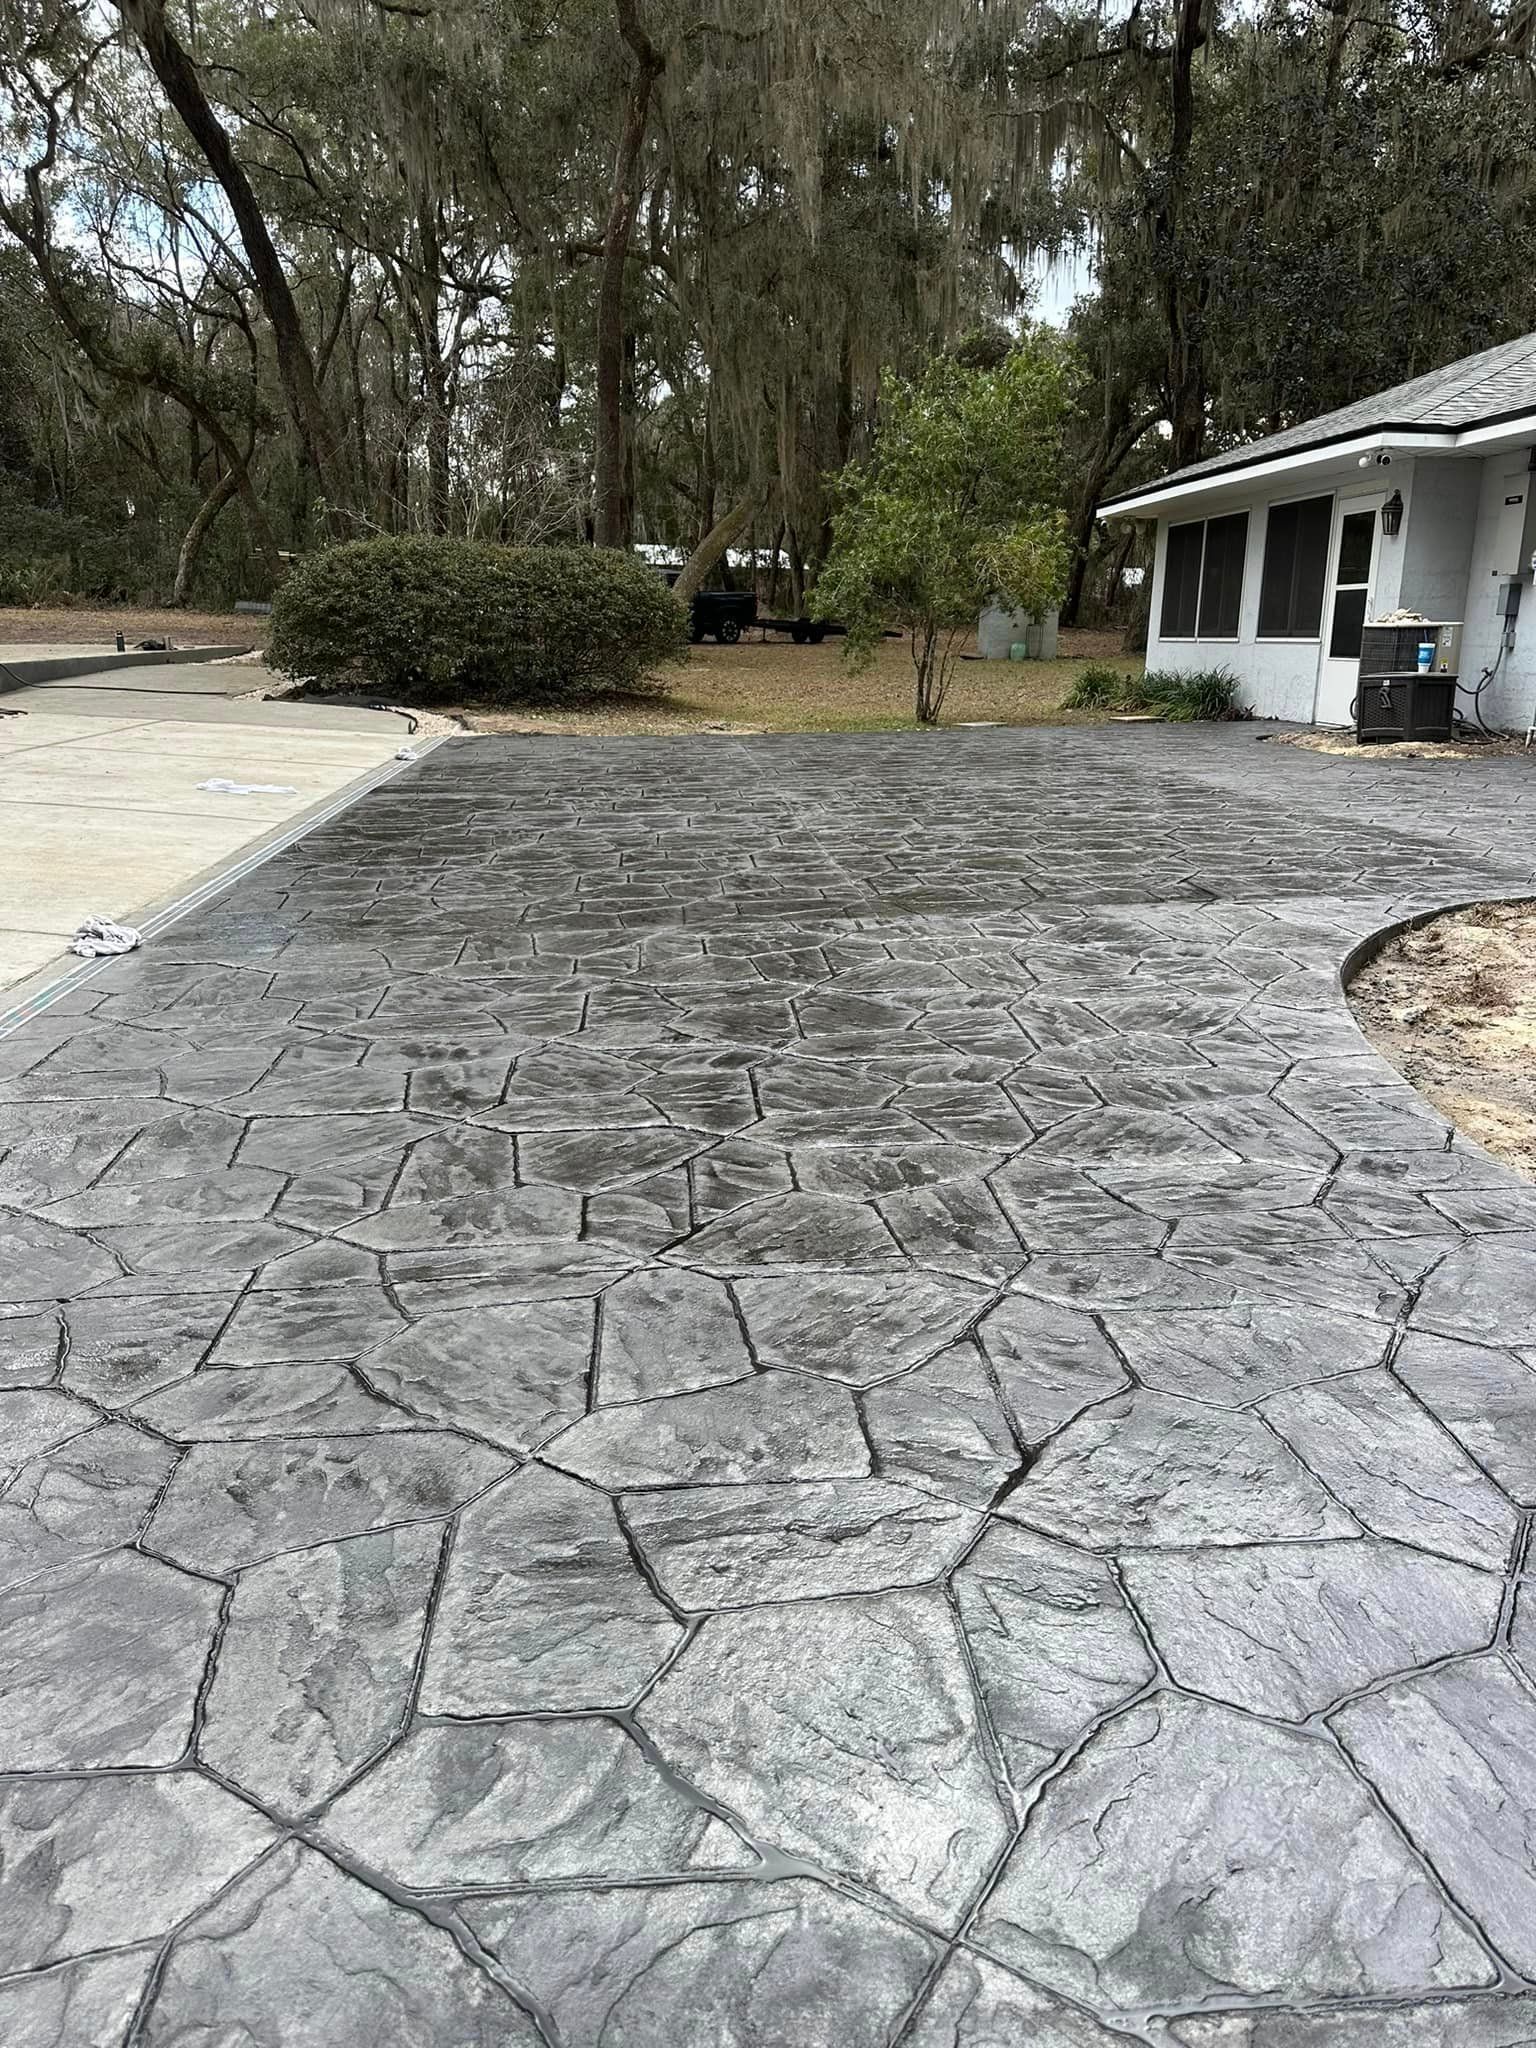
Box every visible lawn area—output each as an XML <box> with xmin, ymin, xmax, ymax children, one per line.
<box><xmin>453</xmin><ymin>628</ymin><xmax>1143</xmax><ymax>736</ymax></box>
<box><xmin>0</xmin><ymin>603</ymin><xmax>1142</xmax><ymax>734</ymax></box>
<box><xmin>0</xmin><ymin>603</ymin><xmax>258</xmax><ymax>649</ymax></box>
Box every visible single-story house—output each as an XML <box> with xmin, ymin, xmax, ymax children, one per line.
<box><xmin>1100</xmin><ymin>332</ymin><xmax>1536</xmax><ymax>728</ymax></box>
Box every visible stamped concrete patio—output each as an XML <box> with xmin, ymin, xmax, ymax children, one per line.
<box><xmin>5</xmin><ymin>724</ymin><xmax>1536</xmax><ymax>2046</ymax></box>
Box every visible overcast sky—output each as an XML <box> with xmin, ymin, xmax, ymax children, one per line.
<box><xmin>1032</xmin><ymin>244</ymin><xmax>1094</xmax><ymax>326</ymax></box>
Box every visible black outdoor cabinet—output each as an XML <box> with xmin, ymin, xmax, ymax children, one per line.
<box><xmin>1355</xmin><ymin>671</ymin><xmax>1457</xmax><ymax>743</ymax></box>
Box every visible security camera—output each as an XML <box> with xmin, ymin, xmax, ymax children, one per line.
<box><xmin>1357</xmin><ymin>452</ymin><xmax>1392</xmax><ymax>468</ymax></box>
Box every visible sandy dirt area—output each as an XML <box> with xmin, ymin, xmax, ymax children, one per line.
<box><xmin>1271</xmin><ymin>729</ymin><xmax>1535</xmax><ymax>763</ymax></box>
<box><xmin>1349</xmin><ymin>900</ymin><xmax>1536</xmax><ymax>1178</ymax></box>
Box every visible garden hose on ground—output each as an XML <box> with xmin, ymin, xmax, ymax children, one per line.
<box><xmin>365</xmin><ymin>703</ymin><xmax>420</xmax><ymax>734</ymax></box>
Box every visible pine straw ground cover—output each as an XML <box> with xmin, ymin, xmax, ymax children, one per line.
<box><xmin>1348</xmin><ymin>901</ymin><xmax>1536</xmax><ymax>1180</ymax></box>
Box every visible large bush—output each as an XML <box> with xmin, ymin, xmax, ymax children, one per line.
<box><xmin>268</xmin><ymin>536</ymin><xmax>688</xmax><ymax>703</ymax></box>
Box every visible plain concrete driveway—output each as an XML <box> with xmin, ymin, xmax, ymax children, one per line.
<box><xmin>3</xmin><ymin>724</ymin><xmax>1536</xmax><ymax>2044</ymax></box>
<box><xmin>0</xmin><ymin>660</ymin><xmax>412</xmax><ymax>991</ymax></box>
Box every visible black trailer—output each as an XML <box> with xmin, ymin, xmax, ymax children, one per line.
<box><xmin>760</xmin><ymin>616</ymin><xmax>831</xmax><ymax>643</ymax></box>
<box><xmin>689</xmin><ymin>589</ymin><xmax>757</xmax><ymax>643</ymax></box>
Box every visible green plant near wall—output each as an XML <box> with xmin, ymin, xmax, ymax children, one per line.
<box><xmin>269</xmin><ymin>537</ymin><xmax>689</xmax><ymax>704</ymax></box>
<box><xmin>1062</xmin><ymin>663</ymin><xmax>1248</xmax><ymax>721</ymax></box>
<box><xmin>813</xmin><ymin>339</ymin><xmax>1075</xmax><ymax>725</ymax></box>
<box><xmin>1059</xmin><ymin>662</ymin><xmax>1129</xmax><ymax>709</ymax></box>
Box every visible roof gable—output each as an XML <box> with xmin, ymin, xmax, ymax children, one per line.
<box><xmin>1104</xmin><ymin>331</ymin><xmax>1536</xmax><ymax>506</ymax></box>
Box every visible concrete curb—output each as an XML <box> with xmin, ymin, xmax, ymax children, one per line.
<box><xmin>1337</xmin><ymin>891</ymin><xmax>1536</xmax><ymax>993</ymax></box>
<box><xmin>0</xmin><ymin>645</ymin><xmax>253</xmax><ymax>692</ymax></box>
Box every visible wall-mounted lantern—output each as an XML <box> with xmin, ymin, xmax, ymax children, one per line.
<box><xmin>1380</xmin><ymin>489</ymin><xmax>1404</xmax><ymax>538</ymax></box>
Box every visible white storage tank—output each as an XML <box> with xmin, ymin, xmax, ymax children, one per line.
<box><xmin>977</xmin><ymin>605</ymin><xmax>1059</xmax><ymax>660</ymax></box>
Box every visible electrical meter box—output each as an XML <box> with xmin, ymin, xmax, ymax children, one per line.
<box><xmin>1492</xmin><ymin>466</ymin><xmax>1536</xmax><ymax>581</ymax></box>
<box><xmin>1430</xmin><ymin>620</ymin><xmax>1463</xmax><ymax>673</ymax></box>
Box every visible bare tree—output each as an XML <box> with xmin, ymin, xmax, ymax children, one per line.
<box><xmin>111</xmin><ymin>0</ymin><xmax>347</xmax><ymax>511</ymax></box>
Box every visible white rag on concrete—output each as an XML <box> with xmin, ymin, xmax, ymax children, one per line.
<box><xmin>196</xmin><ymin>777</ymin><xmax>300</xmax><ymax>795</ymax></box>
<box><xmin>69</xmin><ymin>916</ymin><xmax>142</xmax><ymax>958</ymax></box>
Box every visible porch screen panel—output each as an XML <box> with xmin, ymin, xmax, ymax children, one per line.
<box><xmin>1258</xmin><ymin>495</ymin><xmax>1333</xmax><ymax>637</ymax></box>
<box><xmin>1196</xmin><ymin>512</ymin><xmax>1248</xmax><ymax>637</ymax></box>
<box><xmin>1161</xmin><ymin>521</ymin><xmax>1203</xmax><ymax>638</ymax></box>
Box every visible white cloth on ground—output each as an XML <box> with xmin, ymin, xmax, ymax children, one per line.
<box><xmin>69</xmin><ymin>916</ymin><xmax>142</xmax><ymax>958</ymax></box>
<box><xmin>196</xmin><ymin>777</ymin><xmax>300</xmax><ymax>795</ymax></box>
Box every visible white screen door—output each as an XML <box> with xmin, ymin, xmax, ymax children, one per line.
<box><xmin>1314</xmin><ymin>496</ymin><xmax>1383</xmax><ymax>725</ymax></box>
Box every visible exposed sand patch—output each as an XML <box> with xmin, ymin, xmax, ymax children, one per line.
<box><xmin>1271</xmin><ymin>729</ymin><xmax>1536</xmax><ymax>762</ymax></box>
<box><xmin>1349</xmin><ymin>901</ymin><xmax>1536</xmax><ymax>1178</ymax></box>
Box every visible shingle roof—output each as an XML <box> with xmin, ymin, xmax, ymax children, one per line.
<box><xmin>1103</xmin><ymin>330</ymin><xmax>1536</xmax><ymax>506</ymax></box>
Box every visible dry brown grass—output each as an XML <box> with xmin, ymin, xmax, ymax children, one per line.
<box><xmin>453</xmin><ymin>630</ymin><xmax>1141</xmax><ymax>736</ymax></box>
<box><xmin>0</xmin><ymin>604</ymin><xmax>1142</xmax><ymax>734</ymax></box>
<box><xmin>0</xmin><ymin>603</ymin><xmax>261</xmax><ymax>648</ymax></box>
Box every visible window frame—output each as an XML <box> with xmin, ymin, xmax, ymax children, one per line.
<box><xmin>1159</xmin><ymin>519</ymin><xmax>1205</xmax><ymax>640</ymax></box>
<box><xmin>1255</xmin><ymin>490</ymin><xmax>1336</xmax><ymax>643</ymax></box>
<box><xmin>1195</xmin><ymin>511</ymin><xmax>1248</xmax><ymax>641</ymax></box>
<box><xmin>1158</xmin><ymin>510</ymin><xmax>1248</xmax><ymax>645</ymax></box>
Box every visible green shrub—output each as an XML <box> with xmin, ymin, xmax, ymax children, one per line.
<box><xmin>0</xmin><ymin>557</ymin><xmax>69</xmax><ymax>607</ymax></box>
<box><xmin>1060</xmin><ymin>662</ymin><xmax>1247</xmax><ymax>721</ymax></box>
<box><xmin>1060</xmin><ymin>661</ymin><xmax>1132</xmax><ymax>709</ymax></box>
<box><xmin>268</xmin><ymin>535</ymin><xmax>688</xmax><ymax>703</ymax></box>
<box><xmin>1136</xmin><ymin>666</ymin><xmax>1248</xmax><ymax>720</ymax></box>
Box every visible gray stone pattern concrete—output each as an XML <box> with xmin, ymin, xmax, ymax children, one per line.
<box><xmin>5</xmin><ymin>724</ymin><xmax>1536</xmax><ymax>2045</ymax></box>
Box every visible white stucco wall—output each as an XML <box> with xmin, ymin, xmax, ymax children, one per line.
<box><xmin>1458</xmin><ymin>456</ymin><xmax>1536</xmax><ymax>732</ymax></box>
<box><xmin>1145</xmin><ymin>475</ymin><xmax>1395</xmax><ymax>722</ymax></box>
<box><xmin>1142</xmin><ymin>452</ymin><xmax>1535</xmax><ymax>727</ymax></box>
<box><xmin>1390</xmin><ymin>456</ymin><xmax>1481</xmax><ymax>620</ymax></box>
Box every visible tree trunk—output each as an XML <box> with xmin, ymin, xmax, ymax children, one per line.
<box><xmin>425</xmin><ymin>375</ymin><xmax>451</xmax><ymax>533</ymax></box>
<box><xmin>1156</xmin><ymin>0</ymin><xmax>1208</xmax><ymax>470</ymax></box>
<box><xmin>348</xmin><ymin>328</ymin><xmax>374</xmax><ymax>523</ymax></box>
<box><xmin>620</xmin><ymin>328</ymin><xmax>639</xmax><ymax>542</ymax></box>
<box><xmin>1102</xmin><ymin>522</ymin><xmax>1138</xmax><ymax>616</ymax></box>
<box><xmin>766</xmin><ymin>519</ymin><xmax>785</xmax><ymax>611</ymax></box>
<box><xmin>171</xmin><ymin>465</ymin><xmax>240</xmax><ymax>604</ymax></box>
<box><xmin>672</xmin><ymin>493</ymin><xmax>756</xmax><ymax>606</ymax></box>
<box><xmin>114</xmin><ymin>0</ymin><xmax>346</xmax><ymax>514</ymax></box>
<box><xmin>696</xmin><ymin>412</ymin><xmax>717</xmax><ymax>552</ymax></box>
<box><xmin>1060</xmin><ymin>519</ymin><xmax>1093</xmax><ymax>631</ymax></box>
<box><xmin>913</xmin><ymin>624</ymin><xmax>943</xmax><ymax>725</ymax></box>
<box><xmin>594</xmin><ymin>0</ymin><xmax>664</xmax><ymax>548</ymax></box>
<box><xmin>1061</xmin><ymin>407</ymin><xmax>1160</xmax><ymax>626</ymax></box>
<box><xmin>416</xmin><ymin>212</ymin><xmax>452</xmax><ymax>534</ymax></box>
<box><xmin>232</xmin><ymin>468</ymin><xmax>279</xmax><ymax>579</ymax></box>
<box><xmin>787</xmin><ymin>528</ymin><xmax>806</xmax><ymax>613</ymax></box>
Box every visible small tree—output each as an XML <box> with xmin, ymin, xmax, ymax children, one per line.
<box><xmin>813</xmin><ymin>340</ymin><xmax>1074</xmax><ymax>724</ymax></box>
